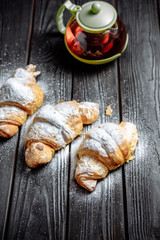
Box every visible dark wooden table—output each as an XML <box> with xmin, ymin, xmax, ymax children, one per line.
<box><xmin>0</xmin><ymin>0</ymin><xmax>160</xmax><ymax>239</ymax></box>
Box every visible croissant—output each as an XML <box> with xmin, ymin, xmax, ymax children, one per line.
<box><xmin>0</xmin><ymin>65</ymin><xmax>44</xmax><ymax>138</ymax></box>
<box><xmin>75</xmin><ymin>121</ymin><xmax>139</xmax><ymax>191</ymax></box>
<box><xmin>25</xmin><ymin>100</ymin><xmax>99</xmax><ymax>168</ymax></box>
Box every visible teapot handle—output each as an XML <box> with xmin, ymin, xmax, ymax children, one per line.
<box><xmin>56</xmin><ymin>0</ymin><xmax>81</xmax><ymax>34</ymax></box>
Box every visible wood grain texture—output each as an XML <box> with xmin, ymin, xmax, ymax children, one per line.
<box><xmin>4</xmin><ymin>0</ymin><xmax>73</xmax><ymax>239</ymax></box>
<box><xmin>67</xmin><ymin>1</ymin><xmax>127</xmax><ymax>239</ymax></box>
<box><xmin>118</xmin><ymin>0</ymin><xmax>160</xmax><ymax>239</ymax></box>
<box><xmin>32</xmin><ymin>0</ymin><xmax>74</xmax><ymax>34</ymax></box>
<box><xmin>68</xmin><ymin>61</ymin><xmax>126</xmax><ymax>240</ymax></box>
<box><xmin>0</xmin><ymin>0</ymin><xmax>33</xmax><ymax>238</ymax></box>
<box><xmin>1</xmin><ymin>0</ymin><xmax>160</xmax><ymax>239</ymax></box>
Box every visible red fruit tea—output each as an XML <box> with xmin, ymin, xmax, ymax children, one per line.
<box><xmin>65</xmin><ymin>17</ymin><xmax>127</xmax><ymax>60</ymax></box>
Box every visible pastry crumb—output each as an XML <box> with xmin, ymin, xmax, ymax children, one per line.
<box><xmin>126</xmin><ymin>155</ymin><xmax>135</xmax><ymax>162</ymax></box>
<box><xmin>58</xmin><ymin>100</ymin><xmax>64</xmax><ymax>103</ymax></box>
<box><xmin>106</xmin><ymin>105</ymin><xmax>112</xmax><ymax>117</ymax></box>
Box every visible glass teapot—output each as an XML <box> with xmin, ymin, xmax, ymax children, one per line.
<box><xmin>56</xmin><ymin>0</ymin><xmax>128</xmax><ymax>65</ymax></box>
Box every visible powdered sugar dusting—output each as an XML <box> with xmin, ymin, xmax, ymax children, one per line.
<box><xmin>0</xmin><ymin>105</ymin><xmax>26</xmax><ymax>121</ymax></box>
<box><xmin>79</xmin><ymin>102</ymin><xmax>99</xmax><ymax>123</ymax></box>
<box><xmin>26</xmin><ymin>101</ymin><xmax>100</xmax><ymax>158</ymax></box>
<box><xmin>87</xmin><ymin>127</ymin><xmax>118</xmax><ymax>153</ymax></box>
<box><xmin>75</xmin><ymin>155</ymin><xmax>109</xmax><ymax>191</ymax></box>
<box><xmin>76</xmin><ymin>155</ymin><xmax>108</xmax><ymax>177</ymax></box>
<box><xmin>75</xmin><ymin>122</ymin><xmax>138</xmax><ymax>191</ymax></box>
<box><xmin>54</xmin><ymin>101</ymin><xmax>79</xmax><ymax>118</ymax></box>
<box><xmin>99</xmin><ymin>123</ymin><xmax>124</xmax><ymax>146</ymax></box>
<box><xmin>27</xmin><ymin>102</ymin><xmax>82</xmax><ymax>149</ymax></box>
<box><xmin>0</xmin><ymin>77</ymin><xmax>34</xmax><ymax>106</ymax></box>
<box><xmin>121</xmin><ymin>122</ymin><xmax>138</xmax><ymax>143</ymax></box>
<box><xmin>27</xmin><ymin>121</ymin><xmax>66</xmax><ymax>148</ymax></box>
<box><xmin>120</xmin><ymin>122</ymin><xmax>139</xmax><ymax>153</ymax></box>
<box><xmin>35</xmin><ymin>104</ymin><xmax>75</xmax><ymax>140</ymax></box>
<box><xmin>79</xmin><ymin>138</ymin><xmax>108</xmax><ymax>158</ymax></box>
<box><xmin>14</xmin><ymin>68</ymin><xmax>35</xmax><ymax>82</ymax></box>
<box><xmin>0</xmin><ymin>67</ymin><xmax>36</xmax><ymax>107</ymax></box>
<box><xmin>80</xmin><ymin>102</ymin><xmax>99</xmax><ymax>113</ymax></box>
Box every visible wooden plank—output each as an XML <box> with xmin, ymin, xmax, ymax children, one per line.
<box><xmin>67</xmin><ymin>1</ymin><xmax>127</xmax><ymax>239</ymax></box>
<box><xmin>118</xmin><ymin>0</ymin><xmax>160</xmax><ymax>239</ymax></box>
<box><xmin>68</xmin><ymin>64</ymin><xmax>126</xmax><ymax>240</ymax></box>
<box><xmin>4</xmin><ymin>0</ymin><xmax>74</xmax><ymax>239</ymax></box>
<box><xmin>0</xmin><ymin>0</ymin><xmax>33</xmax><ymax>238</ymax></box>
<box><xmin>32</xmin><ymin>0</ymin><xmax>73</xmax><ymax>34</ymax></box>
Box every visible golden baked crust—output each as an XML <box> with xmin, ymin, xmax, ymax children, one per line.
<box><xmin>0</xmin><ymin>65</ymin><xmax>44</xmax><ymax>138</ymax></box>
<box><xmin>105</xmin><ymin>104</ymin><xmax>112</xmax><ymax>117</ymax></box>
<box><xmin>0</xmin><ymin>106</ymin><xmax>27</xmax><ymax>126</ymax></box>
<box><xmin>25</xmin><ymin>101</ymin><xmax>99</xmax><ymax>168</ymax></box>
<box><xmin>75</xmin><ymin>155</ymin><xmax>109</xmax><ymax>192</ymax></box>
<box><xmin>25</xmin><ymin>142</ymin><xmax>54</xmax><ymax>168</ymax></box>
<box><xmin>79</xmin><ymin>102</ymin><xmax>99</xmax><ymax>124</ymax></box>
<box><xmin>0</xmin><ymin>124</ymin><xmax>18</xmax><ymax>138</ymax></box>
<box><xmin>75</xmin><ymin>121</ymin><xmax>139</xmax><ymax>191</ymax></box>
